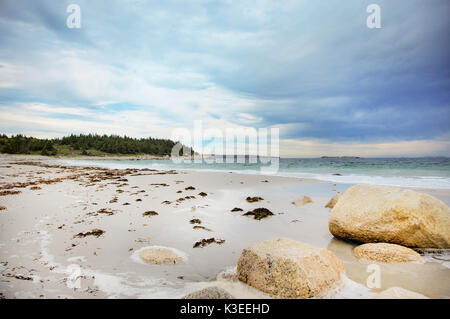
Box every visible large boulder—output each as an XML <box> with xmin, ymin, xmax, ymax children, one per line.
<box><xmin>353</xmin><ymin>243</ymin><xmax>422</xmax><ymax>263</ymax></box>
<box><xmin>329</xmin><ymin>184</ymin><xmax>450</xmax><ymax>248</ymax></box>
<box><xmin>236</xmin><ymin>238</ymin><xmax>344</xmax><ymax>298</ymax></box>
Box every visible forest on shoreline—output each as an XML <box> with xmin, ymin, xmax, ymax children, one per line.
<box><xmin>0</xmin><ymin>134</ymin><xmax>193</xmax><ymax>157</ymax></box>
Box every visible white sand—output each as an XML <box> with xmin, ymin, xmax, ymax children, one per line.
<box><xmin>0</xmin><ymin>154</ymin><xmax>449</xmax><ymax>299</ymax></box>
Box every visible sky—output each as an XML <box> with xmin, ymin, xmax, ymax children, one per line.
<box><xmin>0</xmin><ymin>0</ymin><xmax>449</xmax><ymax>157</ymax></box>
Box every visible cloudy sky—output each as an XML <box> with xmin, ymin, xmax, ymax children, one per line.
<box><xmin>0</xmin><ymin>0</ymin><xmax>449</xmax><ymax>157</ymax></box>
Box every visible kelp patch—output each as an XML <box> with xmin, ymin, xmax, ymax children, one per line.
<box><xmin>193</xmin><ymin>238</ymin><xmax>225</xmax><ymax>248</ymax></box>
<box><xmin>242</xmin><ymin>208</ymin><xmax>274</xmax><ymax>220</ymax></box>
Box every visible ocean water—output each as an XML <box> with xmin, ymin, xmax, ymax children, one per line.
<box><xmin>60</xmin><ymin>157</ymin><xmax>450</xmax><ymax>189</ymax></box>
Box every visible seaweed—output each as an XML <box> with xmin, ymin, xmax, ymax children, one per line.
<box><xmin>4</xmin><ymin>274</ymin><xmax>33</xmax><ymax>281</ymax></box>
<box><xmin>231</xmin><ymin>207</ymin><xmax>243</xmax><ymax>212</ymax></box>
<box><xmin>190</xmin><ymin>218</ymin><xmax>202</xmax><ymax>224</ymax></box>
<box><xmin>246</xmin><ymin>196</ymin><xmax>264</xmax><ymax>203</ymax></box>
<box><xmin>242</xmin><ymin>208</ymin><xmax>274</xmax><ymax>220</ymax></box>
<box><xmin>193</xmin><ymin>225</ymin><xmax>212</xmax><ymax>231</ymax></box>
<box><xmin>142</xmin><ymin>211</ymin><xmax>159</xmax><ymax>217</ymax></box>
<box><xmin>185</xmin><ymin>186</ymin><xmax>196</xmax><ymax>190</ymax></box>
<box><xmin>97</xmin><ymin>208</ymin><xmax>114</xmax><ymax>216</ymax></box>
<box><xmin>74</xmin><ymin>229</ymin><xmax>105</xmax><ymax>238</ymax></box>
<box><xmin>109</xmin><ymin>196</ymin><xmax>118</xmax><ymax>203</ymax></box>
<box><xmin>198</xmin><ymin>192</ymin><xmax>207</xmax><ymax>197</ymax></box>
<box><xmin>193</xmin><ymin>238</ymin><xmax>225</xmax><ymax>248</ymax></box>
<box><xmin>0</xmin><ymin>190</ymin><xmax>21</xmax><ymax>196</ymax></box>
<box><xmin>176</xmin><ymin>196</ymin><xmax>196</xmax><ymax>203</ymax></box>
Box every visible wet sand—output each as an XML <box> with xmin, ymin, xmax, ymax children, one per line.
<box><xmin>0</xmin><ymin>155</ymin><xmax>449</xmax><ymax>299</ymax></box>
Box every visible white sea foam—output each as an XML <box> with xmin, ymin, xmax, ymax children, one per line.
<box><xmin>276</xmin><ymin>172</ymin><xmax>450</xmax><ymax>189</ymax></box>
<box><xmin>59</xmin><ymin>159</ymin><xmax>450</xmax><ymax>190</ymax></box>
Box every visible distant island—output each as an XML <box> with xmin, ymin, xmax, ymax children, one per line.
<box><xmin>0</xmin><ymin>134</ymin><xmax>194</xmax><ymax>157</ymax></box>
<box><xmin>321</xmin><ymin>156</ymin><xmax>361</xmax><ymax>159</ymax></box>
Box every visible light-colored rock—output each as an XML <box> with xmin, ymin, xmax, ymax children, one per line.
<box><xmin>325</xmin><ymin>193</ymin><xmax>342</xmax><ymax>209</ymax></box>
<box><xmin>375</xmin><ymin>287</ymin><xmax>429</xmax><ymax>299</ymax></box>
<box><xmin>354</xmin><ymin>243</ymin><xmax>422</xmax><ymax>262</ymax></box>
<box><xmin>182</xmin><ymin>286</ymin><xmax>235</xmax><ymax>299</ymax></box>
<box><xmin>329</xmin><ymin>184</ymin><xmax>450</xmax><ymax>248</ymax></box>
<box><xmin>139</xmin><ymin>247</ymin><xmax>185</xmax><ymax>265</ymax></box>
<box><xmin>236</xmin><ymin>238</ymin><xmax>344</xmax><ymax>298</ymax></box>
<box><xmin>292</xmin><ymin>196</ymin><xmax>313</xmax><ymax>206</ymax></box>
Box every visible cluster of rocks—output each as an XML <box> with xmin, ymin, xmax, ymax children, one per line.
<box><xmin>183</xmin><ymin>184</ymin><xmax>448</xmax><ymax>299</ymax></box>
<box><xmin>131</xmin><ymin>182</ymin><xmax>447</xmax><ymax>299</ymax></box>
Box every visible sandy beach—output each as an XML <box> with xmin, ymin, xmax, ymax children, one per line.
<box><xmin>0</xmin><ymin>154</ymin><xmax>449</xmax><ymax>299</ymax></box>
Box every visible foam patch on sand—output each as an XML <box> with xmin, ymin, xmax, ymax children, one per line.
<box><xmin>420</xmin><ymin>250</ymin><xmax>450</xmax><ymax>269</ymax></box>
<box><xmin>35</xmin><ymin>220</ymin><xmax>191</xmax><ymax>298</ymax></box>
<box><xmin>67</xmin><ymin>256</ymin><xmax>88</xmax><ymax>263</ymax></box>
<box><xmin>318</xmin><ymin>273</ymin><xmax>376</xmax><ymax>299</ymax></box>
<box><xmin>210</xmin><ymin>267</ymin><xmax>375</xmax><ymax>299</ymax></box>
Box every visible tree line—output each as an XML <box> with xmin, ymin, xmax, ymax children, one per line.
<box><xmin>0</xmin><ymin>134</ymin><xmax>193</xmax><ymax>156</ymax></box>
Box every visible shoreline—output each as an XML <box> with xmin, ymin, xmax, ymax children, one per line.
<box><xmin>0</xmin><ymin>155</ymin><xmax>449</xmax><ymax>299</ymax></box>
<box><xmin>5</xmin><ymin>154</ymin><xmax>450</xmax><ymax>191</ymax></box>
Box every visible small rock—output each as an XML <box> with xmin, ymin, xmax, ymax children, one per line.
<box><xmin>182</xmin><ymin>287</ymin><xmax>235</xmax><ymax>299</ymax></box>
<box><xmin>292</xmin><ymin>196</ymin><xmax>313</xmax><ymax>207</ymax></box>
<box><xmin>353</xmin><ymin>243</ymin><xmax>422</xmax><ymax>263</ymax></box>
<box><xmin>139</xmin><ymin>247</ymin><xmax>184</xmax><ymax>265</ymax></box>
<box><xmin>325</xmin><ymin>193</ymin><xmax>342</xmax><ymax>209</ymax></box>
